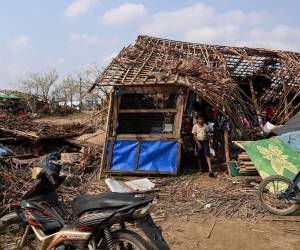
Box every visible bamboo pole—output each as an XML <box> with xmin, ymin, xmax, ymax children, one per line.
<box><xmin>282</xmin><ymin>80</ymin><xmax>289</xmax><ymax>119</ymax></box>
<box><xmin>97</xmin><ymin>91</ymin><xmax>114</xmax><ymax>180</ymax></box>
<box><xmin>224</xmin><ymin>126</ymin><xmax>230</xmax><ymax>164</ymax></box>
<box><xmin>249</xmin><ymin>80</ymin><xmax>264</xmax><ymax>130</ymax></box>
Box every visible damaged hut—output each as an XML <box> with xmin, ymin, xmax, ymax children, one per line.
<box><xmin>90</xmin><ymin>35</ymin><xmax>300</xmax><ymax>176</ymax></box>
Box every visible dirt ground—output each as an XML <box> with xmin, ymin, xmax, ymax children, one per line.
<box><xmin>33</xmin><ymin>111</ymin><xmax>92</xmax><ymax>125</ymax></box>
<box><xmin>152</xmin><ymin>174</ymin><xmax>300</xmax><ymax>250</ymax></box>
<box><xmin>159</xmin><ymin>215</ymin><xmax>300</xmax><ymax>250</ymax></box>
<box><xmin>114</xmin><ymin>173</ymin><xmax>300</xmax><ymax>250</ymax></box>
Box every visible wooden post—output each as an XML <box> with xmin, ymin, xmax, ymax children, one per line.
<box><xmin>249</xmin><ymin>80</ymin><xmax>264</xmax><ymax>129</ymax></box>
<box><xmin>282</xmin><ymin>81</ymin><xmax>289</xmax><ymax>119</ymax></box>
<box><xmin>97</xmin><ymin>91</ymin><xmax>114</xmax><ymax>180</ymax></box>
<box><xmin>224</xmin><ymin>126</ymin><xmax>230</xmax><ymax>164</ymax></box>
<box><xmin>174</xmin><ymin>93</ymin><xmax>185</xmax><ymax>139</ymax></box>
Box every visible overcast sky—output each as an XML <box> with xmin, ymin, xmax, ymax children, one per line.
<box><xmin>0</xmin><ymin>0</ymin><xmax>299</xmax><ymax>89</ymax></box>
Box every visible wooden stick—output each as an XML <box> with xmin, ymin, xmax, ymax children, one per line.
<box><xmin>206</xmin><ymin>219</ymin><xmax>217</xmax><ymax>238</ymax></box>
<box><xmin>224</xmin><ymin>126</ymin><xmax>230</xmax><ymax>164</ymax></box>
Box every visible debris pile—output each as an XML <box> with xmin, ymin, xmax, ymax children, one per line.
<box><xmin>237</xmin><ymin>152</ymin><xmax>259</xmax><ymax>175</ymax></box>
<box><xmin>0</xmin><ymin>118</ymin><xmax>93</xmax><ymax>140</ymax></box>
<box><xmin>153</xmin><ymin>174</ymin><xmax>266</xmax><ymax>220</ymax></box>
<box><xmin>0</xmin><ymin>154</ymin><xmax>105</xmax><ymax>217</ymax></box>
<box><xmin>0</xmin><ymin>110</ymin><xmax>107</xmax><ymax>217</ymax></box>
<box><xmin>0</xmin><ymin>160</ymin><xmax>32</xmax><ymax>216</ymax></box>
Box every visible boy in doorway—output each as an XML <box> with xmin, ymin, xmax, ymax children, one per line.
<box><xmin>192</xmin><ymin>116</ymin><xmax>214</xmax><ymax>177</ymax></box>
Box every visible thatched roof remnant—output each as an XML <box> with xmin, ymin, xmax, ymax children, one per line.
<box><xmin>91</xmin><ymin>35</ymin><xmax>300</xmax><ymax>125</ymax></box>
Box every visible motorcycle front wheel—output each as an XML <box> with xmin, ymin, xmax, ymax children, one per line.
<box><xmin>258</xmin><ymin>175</ymin><xmax>300</xmax><ymax>216</ymax></box>
<box><xmin>99</xmin><ymin>230</ymin><xmax>150</xmax><ymax>250</ymax></box>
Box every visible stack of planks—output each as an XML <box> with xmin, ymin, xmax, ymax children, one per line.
<box><xmin>237</xmin><ymin>152</ymin><xmax>258</xmax><ymax>174</ymax></box>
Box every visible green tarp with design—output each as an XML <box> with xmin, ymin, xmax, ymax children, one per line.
<box><xmin>239</xmin><ymin>137</ymin><xmax>300</xmax><ymax>180</ymax></box>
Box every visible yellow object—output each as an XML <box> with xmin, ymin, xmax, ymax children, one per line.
<box><xmin>31</xmin><ymin>167</ymin><xmax>42</xmax><ymax>179</ymax></box>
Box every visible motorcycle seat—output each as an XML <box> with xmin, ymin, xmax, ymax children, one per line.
<box><xmin>72</xmin><ymin>192</ymin><xmax>152</xmax><ymax>217</ymax></box>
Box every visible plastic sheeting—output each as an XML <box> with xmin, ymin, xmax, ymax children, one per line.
<box><xmin>108</xmin><ymin>140</ymin><xmax>178</xmax><ymax>172</ymax></box>
<box><xmin>110</xmin><ymin>140</ymin><xmax>139</xmax><ymax>171</ymax></box>
<box><xmin>138</xmin><ymin>141</ymin><xmax>178</xmax><ymax>172</ymax></box>
<box><xmin>278</xmin><ymin>131</ymin><xmax>300</xmax><ymax>154</ymax></box>
<box><xmin>272</xmin><ymin>113</ymin><xmax>300</xmax><ymax>135</ymax></box>
<box><xmin>0</xmin><ymin>144</ymin><xmax>12</xmax><ymax>157</ymax></box>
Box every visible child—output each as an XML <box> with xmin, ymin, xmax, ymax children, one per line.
<box><xmin>192</xmin><ymin>116</ymin><xmax>214</xmax><ymax>177</ymax></box>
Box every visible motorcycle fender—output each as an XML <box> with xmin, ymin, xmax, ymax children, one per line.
<box><xmin>0</xmin><ymin>212</ymin><xmax>23</xmax><ymax>233</ymax></box>
<box><xmin>136</xmin><ymin>215</ymin><xmax>170</xmax><ymax>250</ymax></box>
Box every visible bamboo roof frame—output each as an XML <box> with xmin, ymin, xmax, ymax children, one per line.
<box><xmin>91</xmin><ymin>35</ymin><xmax>300</xmax><ymax>128</ymax></box>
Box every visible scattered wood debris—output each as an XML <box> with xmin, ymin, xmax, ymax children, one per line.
<box><xmin>0</xmin><ymin>118</ymin><xmax>93</xmax><ymax>141</ymax></box>
<box><xmin>237</xmin><ymin>152</ymin><xmax>259</xmax><ymax>175</ymax></box>
<box><xmin>152</xmin><ymin>174</ymin><xmax>267</xmax><ymax>220</ymax></box>
<box><xmin>0</xmin><ymin>156</ymin><xmax>105</xmax><ymax>217</ymax></box>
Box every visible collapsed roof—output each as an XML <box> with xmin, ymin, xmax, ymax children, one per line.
<box><xmin>91</xmin><ymin>35</ymin><xmax>300</xmax><ymax>126</ymax></box>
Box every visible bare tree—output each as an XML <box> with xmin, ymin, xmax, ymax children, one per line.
<box><xmin>76</xmin><ymin>64</ymin><xmax>108</xmax><ymax>109</ymax></box>
<box><xmin>52</xmin><ymin>75</ymin><xmax>79</xmax><ymax>107</ymax></box>
<box><xmin>19</xmin><ymin>69</ymin><xmax>59</xmax><ymax>103</ymax></box>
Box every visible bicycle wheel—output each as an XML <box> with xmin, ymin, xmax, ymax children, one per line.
<box><xmin>258</xmin><ymin>175</ymin><xmax>299</xmax><ymax>216</ymax></box>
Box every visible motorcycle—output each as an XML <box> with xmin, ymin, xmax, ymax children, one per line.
<box><xmin>0</xmin><ymin>152</ymin><xmax>170</xmax><ymax>250</ymax></box>
<box><xmin>258</xmin><ymin>172</ymin><xmax>300</xmax><ymax>216</ymax></box>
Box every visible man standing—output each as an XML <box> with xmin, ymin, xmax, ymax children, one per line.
<box><xmin>192</xmin><ymin>116</ymin><xmax>214</xmax><ymax>177</ymax></box>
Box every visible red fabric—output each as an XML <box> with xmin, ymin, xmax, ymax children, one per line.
<box><xmin>19</xmin><ymin>111</ymin><xmax>26</xmax><ymax>120</ymax></box>
<box><xmin>266</xmin><ymin>107</ymin><xmax>275</xmax><ymax>120</ymax></box>
<box><xmin>209</xmin><ymin>108</ymin><xmax>218</xmax><ymax>121</ymax></box>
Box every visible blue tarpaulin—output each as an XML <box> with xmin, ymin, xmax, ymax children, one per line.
<box><xmin>0</xmin><ymin>144</ymin><xmax>12</xmax><ymax>157</ymax></box>
<box><xmin>111</xmin><ymin>140</ymin><xmax>139</xmax><ymax>171</ymax></box>
<box><xmin>108</xmin><ymin>140</ymin><xmax>178</xmax><ymax>172</ymax></box>
<box><xmin>278</xmin><ymin>131</ymin><xmax>300</xmax><ymax>154</ymax></box>
<box><xmin>138</xmin><ymin>141</ymin><xmax>178</xmax><ymax>172</ymax></box>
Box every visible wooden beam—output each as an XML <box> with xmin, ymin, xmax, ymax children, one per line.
<box><xmin>117</xmin><ymin>85</ymin><xmax>186</xmax><ymax>94</ymax></box>
<box><xmin>106</xmin><ymin>139</ymin><xmax>115</xmax><ymax>171</ymax></box>
<box><xmin>105</xmin><ymin>170</ymin><xmax>177</xmax><ymax>176</ymax></box>
<box><xmin>174</xmin><ymin>95</ymin><xmax>184</xmax><ymax>138</ymax></box>
<box><xmin>119</xmin><ymin>108</ymin><xmax>177</xmax><ymax>113</ymax></box>
<box><xmin>134</xmin><ymin>142</ymin><xmax>141</xmax><ymax>170</ymax></box>
<box><xmin>97</xmin><ymin>91</ymin><xmax>114</xmax><ymax>180</ymax></box>
<box><xmin>176</xmin><ymin>140</ymin><xmax>182</xmax><ymax>175</ymax></box>
<box><xmin>224</xmin><ymin>126</ymin><xmax>230</xmax><ymax>165</ymax></box>
<box><xmin>112</xmin><ymin>134</ymin><xmax>177</xmax><ymax>140</ymax></box>
<box><xmin>249</xmin><ymin>80</ymin><xmax>264</xmax><ymax>129</ymax></box>
<box><xmin>282</xmin><ymin>80</ymin><xmax>289</xmax><ymax>119</ymax></box>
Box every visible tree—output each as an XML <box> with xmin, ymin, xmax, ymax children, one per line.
<box><xmin>18</xmin><ymin>69</ymin><xmax>58</xmax><ymax>113</ymax></box>
<box><xmin>19</xmin><ymin>69</ymin><xmax>59</xmax><ymax>103</ymax></box>
<box><xmin>52</xmin><ymin>75</ymin><xmax>79</xmax><ymax>107</ymax></box>
<box><xmin>76</xmin><ymin>64</ymin><xmax>108</xmax><ymax>109</ymax></box>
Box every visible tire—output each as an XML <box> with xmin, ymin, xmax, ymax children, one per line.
<box><xmin>103</xmin><ymin>230</ymin><xmax>150</xmax><ymax>250</ymax></box>
<box><xmin>258</xmin><ymin>175</ymin><xmax>299</xmax><ymax>216</ymax></box>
